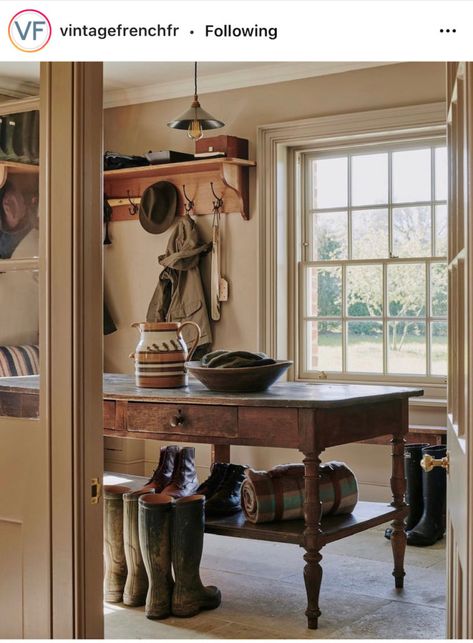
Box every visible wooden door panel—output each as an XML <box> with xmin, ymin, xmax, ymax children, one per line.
<box><xmin>446</xmin><ymin>61</ymin><xmax>472</xmax><ymax>638</ymax></box>
<box><xmin>0</xmin><ymin>520</ymin><xmax>23</xmax><ymax>637</ymax></box>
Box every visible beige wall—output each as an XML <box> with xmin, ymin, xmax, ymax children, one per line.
<box><xmin>103</xmin><ymin>62</ymin><xmax>446</xmax><ymax>500</ymax></box>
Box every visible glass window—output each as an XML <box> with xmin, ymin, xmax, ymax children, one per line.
<box><xmin>302</xmin><ymin>141</ymin><xmax>447</xmax><ymax>380</ymax></box>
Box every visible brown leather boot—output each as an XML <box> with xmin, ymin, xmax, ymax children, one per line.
<box><xmin>103</xmin><ymin>485</ymin><xmax>131</xmax><ymax>603</ymax></box>
<box><xmin>146</xmin><ymin>445</ymin><xmax>180</xmax><ymax>493</ymax></box>
<box><xmin>162</xmin><ymin>447</ymin><xmax>199</xmax><ymax>499</ymax></box>
<box><xmin>171</xmin><ymin>495</ymin><xmax>221</xmax><ymax>617</ymax></box>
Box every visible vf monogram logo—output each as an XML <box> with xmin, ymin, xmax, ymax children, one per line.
<box><xmin>8</xmin><ymin>9</ymin><xmax>51</xmax><ymax>52</ymax></box>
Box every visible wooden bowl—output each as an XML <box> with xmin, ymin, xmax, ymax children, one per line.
<box><xmin>185</xmin><ymin>360</ymin><xmax>293</xmax><ymax>393</ymax></box>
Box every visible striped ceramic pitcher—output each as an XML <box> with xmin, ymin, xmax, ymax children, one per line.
<box><xmin>130</xmin><ymin>321</ymin><xmax>201</xmax><ymax>388</ymax></box>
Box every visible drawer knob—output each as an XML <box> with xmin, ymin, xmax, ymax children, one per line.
<box><xmin>170</xmin><ymin>410</ymin><xmax>185</xmax><ymax>428</ymax></box>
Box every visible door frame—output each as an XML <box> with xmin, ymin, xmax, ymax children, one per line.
<box><xmin>41</xmin><ymin>62</ymin><xmax>104</xmax><ymax>638</ymax></box>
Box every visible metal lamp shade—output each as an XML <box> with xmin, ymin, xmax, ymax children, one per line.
<box><xmin>167</xmin><ymin>102</ymin><xmax>224</xmax><ymax>131</ymax></box>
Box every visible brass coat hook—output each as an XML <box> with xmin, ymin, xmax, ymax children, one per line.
<box><xmin>127</xmin><ymin>189</ymin><xmax>139</xmax><ymax>216</ymax></box>
<box><xmin>183</xmin><ymin>184</ymin><xmax>195</xmax><ymax>216</ymax></box>
<box><xmin>210</xmin><ymin>181</ymin><xmax>224</xmax><ymax>214</ymax></box>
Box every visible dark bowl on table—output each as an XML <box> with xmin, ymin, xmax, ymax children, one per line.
<box><xmin>185</xmin><ymin>360</ymin><xmax>293</xmax><ymax>393</ymax></box>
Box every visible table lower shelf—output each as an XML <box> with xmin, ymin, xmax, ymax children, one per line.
<box><xmin>205</xmin><ymin>501</ymin><xmax>404</xmax><ymax>546</ymax></box>
<box><xmin>103</xmin><ymin>473</ymin><xmax>405</xmax><ymax>548</ymax></box>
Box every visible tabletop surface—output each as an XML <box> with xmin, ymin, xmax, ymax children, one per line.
<box><xmin>0</xmin><ymin>373</ymin><xmax>423</xmax><ymax>409</ymax></box>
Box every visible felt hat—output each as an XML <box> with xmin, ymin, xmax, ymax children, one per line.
<box><xmin>139</xmin><ymin>181</ymin><xmax>178</xmax><ymax>234</ymax></box>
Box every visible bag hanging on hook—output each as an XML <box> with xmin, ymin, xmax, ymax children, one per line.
<box><xmin>210</xmin><ymin>182</ymin><xmax>229</xmax><ymax>321</ymax></box>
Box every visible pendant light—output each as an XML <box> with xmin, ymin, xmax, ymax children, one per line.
<box><xmin>167</xmin><ymin>62</ymin><xmax>225</xmax><ymax>141</ymax></box>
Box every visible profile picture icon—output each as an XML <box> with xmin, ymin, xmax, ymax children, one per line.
<box><xmin>8</xmin><ymin>9</ymin><xmax>52</xmax><ymax>52</ymax></box>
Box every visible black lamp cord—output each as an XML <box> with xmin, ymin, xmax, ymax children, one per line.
<box><xmin>194</xmin><ymin>61</ymin><xmax>198</xmax><ymax>99</ymax></box>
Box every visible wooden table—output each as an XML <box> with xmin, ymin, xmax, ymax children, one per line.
<box><xmin>0</xmin><ymin>373</ymin><xmax>423</xmax><ymax>629</ymax></box>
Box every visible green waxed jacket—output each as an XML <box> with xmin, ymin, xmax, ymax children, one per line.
<box><xmin>146</xmin><ymin>216</ymin><xmax>212</xmax><ymax>348</ymax></box>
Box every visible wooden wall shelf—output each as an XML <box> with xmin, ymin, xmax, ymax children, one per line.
<box><xmin>0</xmin><ymin>160</ymin><xmax>38</xmax><ymax>188</ymax></box>
<box><xmin>104</xmin><ymin>157</ymin><xmax>256</xmax><ymax>221</ymax></box>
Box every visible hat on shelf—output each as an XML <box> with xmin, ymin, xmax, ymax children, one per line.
<box><xmin>139</xmin><ymin>181</ymin><xmax>178</xmax><ymax>234</ymax></box>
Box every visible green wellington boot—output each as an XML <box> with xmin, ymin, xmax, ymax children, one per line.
<box><xmin>103</xmin><ymin>484</ymin><xmax>131</xmax><ymax>603</ymax></box>
<box><xmin>138</xmin><ymin>494</ymin><xmax>175</xmax><ymax>619</ymax></box>
<box><xmin>123</xmin><ymin>489</ymin><xmax>151</xmax><ymax>606</ymax></box>
<box><xmin>172</xmin><ymin>495</ymin><xmax>221</xmax><ymax>617</ymax></box>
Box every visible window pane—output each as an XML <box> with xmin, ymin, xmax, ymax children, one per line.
<box><xmin>347</xmin><ymin>265</ymin><xmax>383</xmax><ymax>317</ymax></box>
<box><xmin>313</xmin><ymin>211</ymin><xmax>347</xmax><ymax>260</ymax></box>
<box><xmin>388</xmin><ymin>264</ymin><xmax>426</xmax><ymax>317</ymax></box>
<box><xmin>351</xmin><ymin>153</ymin><xmax>388</xmax><ymax>206</ymax></box>
<box><xmin>431</xmin><ymin>263</ymin><xmax>448</xmax><ymax>316</ymax></box>
<box><xmin>388</xmin><ymin>321</ymin><xmax>426</xmax><ymax>375</ymax></box>
<box><xmin>312</xmin><ymin>157</ymin><xmax>348</xmax><ymax>209</ymax></box>
<box><xmin>435</xmin><ymin>205</ymin><xmax>448</xmax><ymax>257</ymax></box>
<box><xmin>392</xmin><ymin>148</ymin><xmax>431</xmax><ymax>203</ymax></box>
<box><xmin>431</xmin><ymin>321</ymin><xmax>447</xmax><ymax>375</ymax></box>
<box><xmin>307</xmin><ymin>267</ymin><xmax>342</xmax><ymax>317</ymax></box>
<box><xmin>308</xmin><ymin>321</ymin><xmax>342</xmax><ymax>371</ymax></box>
<box><xmin>435</xmin><ymin>147</ymin><xmax>447</xmax><ymax>201</ymax></box>
<box><xmin>392</xmin><ymin>207</ymin><xmax>431</xmax><ymax>257</ymax></box>
<box><xmin>347</xmin><ymin>321</ymin><xmax>383</xmax><ymax>373</ymax></box>
<box><xmin>352</xmin><ymin>209</ymin><xmax>389</xmax><ymax>259</ymax></box>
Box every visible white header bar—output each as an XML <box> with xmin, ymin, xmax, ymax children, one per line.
<box><xmin>0</xmin><ymin>1</ymin><xmax>470</xmax><ymax>61</ymax></box>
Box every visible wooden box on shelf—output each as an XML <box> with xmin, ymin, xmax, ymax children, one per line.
<box><xmin>195</xmin><ymin>135</ymin><xmax>249</xmax><ymax>160</ymax></box>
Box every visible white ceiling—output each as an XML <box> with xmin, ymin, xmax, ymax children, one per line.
<box><xmin>0</xmin><ymin>61</ymin><xmax>394</xmax><ymax>107</ymax></box>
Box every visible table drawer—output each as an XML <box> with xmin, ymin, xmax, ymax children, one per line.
<box><xmin>238</xmin><ymin>407</ymin><xmax>299</xmax><ymax>447</ymax></box>
<box><xmin>103</xmin><ymin>401</ymin><xmax>116</xmax><ymax>429</ymax></box>
<box><xmin>127</xmin><ymin>402</ymin><xmax>238</xmax><ymax>438</ymax></box>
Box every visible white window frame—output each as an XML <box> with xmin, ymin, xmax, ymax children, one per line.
<box><xmin>298</xmin><ymin>138</ymin><xmax>447</xmax><ymax>385</ymax></box>
<box><xmin>257</xmin><ymin>102</ymin><xmax>447</xmax><ymax>398</ymax></box>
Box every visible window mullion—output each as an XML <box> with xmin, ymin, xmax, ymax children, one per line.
<box><xmin>431</xmin><ymin>147</ymin><xmax>436</xmax><ymax>256</ymax></box>
<box><xmin>342</xmin><ymin>264</ymin><xmax>347</xmax><ymax>372</ymax></box>
<box><xmin>388</xmin><ymin>150</ymin><xmax>394</xmax><ymax>258</ymax></box>
<box><xmin>383</xmin><ymin>262</ymin><xmax>388</xmax><ymax>375</ymax></box>
<box><xmin>426</xmin><ymin>260</ymin><xmax>432</xmax><ymax>376</ymax></box>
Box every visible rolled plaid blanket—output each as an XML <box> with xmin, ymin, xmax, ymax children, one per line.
<box><xmin>241</xmin><ymin>462</ymin><xmax>358</xmax><ymax>524</ymax></box>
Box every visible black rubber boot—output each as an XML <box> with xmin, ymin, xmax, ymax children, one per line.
<box><xmin>103</xmin><ymin>484</ymin><xmax>132</xmax><ymax>603</ymax></box>
<box><xmin>172</xmin><ymin>495</ymin><xmax>221</xmax><ymax>617</ymax></box>
<box><xmin>385</xmin><ymin>443</ymin><xmax>429</xmax><ymax>540</ymax></box>
<box><xmin>204</xmin><ymin>464</ymin><xmax>247</xmax><ymax>516</ymax></box>
<box><xmin>146</xmin><ymin>445</ymin><xmax>180</xmax><ymax>493</ymax></box>
<box><xmin>407</xmin><ymin>445</ymin><xmax>447</xmax><ymax>547</ymax></box>
<box><xmin>196</xmin><ymin>462</ymin><xmax>228</xmax><ymax>499</ymax></box>
<box><xmin>138</xmin><ymin>493</ymin><xmax>175</xmax><ymax>619</ymax></box>
<box><xmin>122</xmin><ymin>489</ymin><xmax>150</xmax><ymax>606</ymax></box>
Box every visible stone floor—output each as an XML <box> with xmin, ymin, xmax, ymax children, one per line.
<box><xmin>104</xmin><ymin>525</ymin><xmax>446</xmax><ymax>639</ymax></box>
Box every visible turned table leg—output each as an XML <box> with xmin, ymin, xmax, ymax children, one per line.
<box><xmin>212</xmin><ymin>444</ymin><xmax>230</xmax><ymax>464</ymax></box>
<box><xmin>390</xmin><ymin>432</ymin><xmax>407</xmax><ymax>589</ymax></box>
<box><xmin>302</xmin><ymin>451</ymin><xmax>323</xmax><ymax>629</ymax></box>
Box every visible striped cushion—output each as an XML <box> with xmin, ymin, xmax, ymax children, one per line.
<box><xmin>0</xmin><ymin>345</ymin><xmax>39</xmax><ymax>377</ymax></box>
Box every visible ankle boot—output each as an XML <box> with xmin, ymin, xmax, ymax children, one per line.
<box><xmin>162</xmin><ymin>447</ymin><xmax>199</xmax><ymax>499</ymax></box>
<box><xmin>204</xmin><ymin>464</ymin><xmax>247</xmax><ymax>516</ymax></box>
<box><xmin>138</xmin><ymin>493</ymin><xmax>175</xmax><ymax>619</ymax></box>
<box><xmin>145</xmin><ymin>445</ymin><xmax>180</xmax><ymax>493</ymax></box>
<box><xmin>103</xmin><ymin>484</ymin><xmax>131</xmax><ymax>603</ymax></box>
<box><xmin>196</xmin><ymin>462</ymin><xmax>228</xmax><ymax>499</ymax></box>
<box><xmin>407</xmin><ymin>445</ymin><xmax>447</xmax><ymax>547</ymax></box>
<box><xmin>172</xmin><ymin>495</ymin><xmax>221</xmax><ymax>617</ymax></box>
<box><xmin>122</xmin><ymin>489</ymin><xmax>150</xmax><ymax>606</ymax></box>
<box><xmin>385</xmin><ymin>443</ymin><xmax>429</xmax><ymax>540</ymax></box>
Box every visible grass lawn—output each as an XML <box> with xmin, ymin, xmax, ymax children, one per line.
<box><xmin>311</xmin><ymin>332</ymin><xmax>447</xmax><ymax>375</ymax></box>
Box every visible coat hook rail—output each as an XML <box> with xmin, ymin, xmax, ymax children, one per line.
<box><xmin>107</xmin><ymin>194</ymin><xmax>141</xmax><ymax>210</ymax></box>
